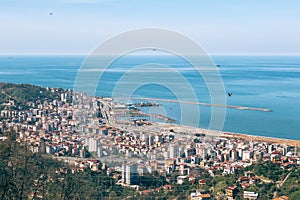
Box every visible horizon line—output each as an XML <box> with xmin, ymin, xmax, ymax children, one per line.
<box><xmin>1</xmin><ymin>53</ymin><xmax>300</xmax><ymax>56</ymax></box>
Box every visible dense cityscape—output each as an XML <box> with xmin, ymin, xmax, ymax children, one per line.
<box><xmin>1</xmin><ymin>0</ymin><xmax>300</xmax><ymax>199</ymax></box>
<box><xmin>0</xmin><ymin>83</ymin><xmax>299</xmax><ymax>199</ymax></box>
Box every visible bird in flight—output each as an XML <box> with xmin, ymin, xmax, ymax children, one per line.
<box><xmin>228</xmin><ymin>92</ymin><xmax>233</xmax><ymax>97</ymax></box>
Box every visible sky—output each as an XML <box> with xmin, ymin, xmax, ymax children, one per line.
<box><xmin>1</xmin><ymin>0</ymin><xmax>300</xmax><ymax>55</ymax></box>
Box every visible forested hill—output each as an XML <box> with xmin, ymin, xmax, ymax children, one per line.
<box><xmin>0</xmin><ymin>82</ymin><xmax>62</xmax><ymax>108</ymax></box>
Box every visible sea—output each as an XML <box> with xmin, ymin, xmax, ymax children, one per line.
<box><xmin>0</xmin><ymin>55</ymin><xmax>300</xmax><ymax>140</ymax></box>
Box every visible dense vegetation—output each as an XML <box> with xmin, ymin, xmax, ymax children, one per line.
<box><xmin>0</xmin><ymin>82</ymin><xmax>62</xmax><ymax>109</ymax></box>
<box><xmin>138</xmin><ymin>173</ymin><xmax>167</xmax><ymax>190</ymax></box>
<box><xmin>278</xmin><ymin>167</ymin><xmax>300</xmax><ymax>199</ymax></box>
<box><xmin>249</xmin><ymin>161</ymin><xmax>287</xmax><ymax>181</ymax></box>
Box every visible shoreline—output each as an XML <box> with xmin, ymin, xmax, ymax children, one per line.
<box><xmin>1</xmin><ymin>82</ymin><xmax>299</xmax><ymax>145</ymax></box>
<box><xmin>104</xmin><ymin>95</ymin><xmax>300</xmax><ymax>145</ymax></box>
<box><xmin>153</xmin><ymin>122</ymin><xmax>300</xmax><ymax>146</ymax></box>
<box><xmin>110</xmin><ymin>98</ymin><xmax>299</xmax><ymax>144</ymax></box>
<box><xmin>221</xmin><ymin>131</ymin><xmax>300</xmax><ymax>146</ymax></box>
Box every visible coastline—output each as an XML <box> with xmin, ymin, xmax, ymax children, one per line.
<box><xmin>1</xmin><ymin>81</ymin><xmax>299</xmax><ymax>146</ymax></box>
<box><xmin>109</xmin><ymin>99</ymin><xmax>299</xmax><ymax>145</ymax></box>
<box><xmin>153</xmin><ymin>122</ymin><xmax>300</xmax><ymax>146</ymax></box>
<box><xmin>221</xmin><ymin>132</ymin><xmax>300</xmax><ymax>146</ymax></box>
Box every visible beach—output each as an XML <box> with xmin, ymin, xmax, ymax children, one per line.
<box><xmin>153</xmin><ymin>122</ymin><xmax>300</xmax><ymax>146</ymax></box>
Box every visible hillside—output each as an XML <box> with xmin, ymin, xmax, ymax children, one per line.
<box><xmin>0</xmin><ymin>82</ymin><xmax>62</xmax><ymax>109</ymax></box>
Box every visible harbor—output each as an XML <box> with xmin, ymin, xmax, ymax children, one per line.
<box><xmin>114</xmin><ymin>97</ymin><xmax>273</xmax><ymax>112</ymax></box>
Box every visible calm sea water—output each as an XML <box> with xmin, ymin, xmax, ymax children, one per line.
<box><xmin>0</xmin><ymin>55</ymin><xmax>300</xmax><ymax>140</ymax></box>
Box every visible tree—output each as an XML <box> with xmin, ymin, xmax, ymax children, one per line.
<box><xmin>109</xmin><ymin>191</ymin><xmax>117</xmax><ymax>199</ymax></box>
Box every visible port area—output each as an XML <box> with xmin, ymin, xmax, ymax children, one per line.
<box><xmin>108</xmin><ymin>100</ymin><xmax>175</xmax><ymax>126</ymax></box>
<box><xmin>115</xmin><ymin>97</ymin><xmax>272</xmax><ymax>112</ymax></box>
<box><xmin>131</xmin><ymin>102</ymin><xmax>160</xmax><ymax>107</ymax></box>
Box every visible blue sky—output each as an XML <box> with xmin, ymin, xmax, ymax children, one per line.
<box><xmin>1</xmin><ymin>0</ymin><xmax>300</xmax><ymax>55</ymax></box>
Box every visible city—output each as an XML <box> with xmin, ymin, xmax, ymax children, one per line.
<box><xmin>1</xmin><ymin>83</ymin><xmax>299</xmax><ymax>199</ymax></box>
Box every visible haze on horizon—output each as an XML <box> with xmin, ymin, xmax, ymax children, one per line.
<box><xmin>1</xmin><ymin>0</ymin><xmax>300</xmax><ymax>55</ymax></box>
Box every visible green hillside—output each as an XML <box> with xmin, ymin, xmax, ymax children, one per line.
<box><xmin>0</xmin><ymin>82</ymin><xmax>62</xmax><ymax>109</ymax></box>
